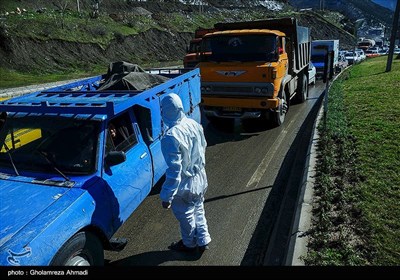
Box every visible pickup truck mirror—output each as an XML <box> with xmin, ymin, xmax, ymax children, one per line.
<box><xmin>105</xmin><ymin>151</ymin><xmax>126</xmax><ymax>166</ymax></box>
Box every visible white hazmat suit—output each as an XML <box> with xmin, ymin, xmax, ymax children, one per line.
<box><xmin>160</xmin><ymin>93</ymin><xmax>211</xmax><ymax>250</ymax></box>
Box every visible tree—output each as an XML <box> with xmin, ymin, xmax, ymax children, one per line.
<box><xmin>90</xmin><ymin>0</ymin><xmax>101</xmax><ymax>19</ymax></box>
<box><xmin>53</xmin><ymin>0</ymin><xmax>71</xmax><ymax>29</ymax></box>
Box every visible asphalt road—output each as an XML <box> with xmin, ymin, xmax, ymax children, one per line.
<box><xmin>104</xmin><ymin>81</ymin><xmax>326</xmax><ymax>266</ymax></box>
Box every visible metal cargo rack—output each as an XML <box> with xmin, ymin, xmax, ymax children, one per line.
<box><xmin>0</xmin><ymin>68</ymin><xmax>200</xmax><ymax>118</ymax></box>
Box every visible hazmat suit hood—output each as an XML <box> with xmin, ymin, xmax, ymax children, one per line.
<box><xmin>161</xmin><ymin>93</ymin><xmax>185</xmax><ymax>127</ymax></box>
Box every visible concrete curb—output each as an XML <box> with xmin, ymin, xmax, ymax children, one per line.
<box><xmin>287</xmin><ymin>102</ymin><xmax>323</xmax><ymax>265</ymax></box>
<box><xmin>287</xmin><ymin>69</ymin><xmax>347</xmax><ymax>265</ymax></box>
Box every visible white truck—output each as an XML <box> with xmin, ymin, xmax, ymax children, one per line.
<box><xmin>311</xmin><ymin>39</ymin><xmax>339</xmax><ymax>79</ymax></box>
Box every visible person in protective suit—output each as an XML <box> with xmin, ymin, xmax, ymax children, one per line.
<box><xmin>160</xmin><ymin>93</ymin><xmax>211</xmax><ymax>252</ymax></box>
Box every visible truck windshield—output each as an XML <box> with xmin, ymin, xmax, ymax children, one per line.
<box><xmin>0</xmin><ymin>116</ymin><xmax>100</xmax><ymax>176</ymax></box>
<box><xmin>203</xmin><ymin>34</ymin><xmax>278</xmax><ymax>62</ymax></box>
<box><xmin>312</xmin><ymin>55</ymin><xmax>325</xmax><ymax>62</ymax></box>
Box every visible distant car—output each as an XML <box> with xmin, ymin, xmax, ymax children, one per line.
<box><xmin>345</xmin><ymin>51</ymin><xmax>359</xmax><ymax>65</ymax></box>
<box><xmin>355</xmin><ymin>49</ymin><xmax>366</xmax><ymax>61</ymax></box>
<box><xmin>378</xmin><ymin>49</ymin><xmax>387</xmax><ymax>55</ymax></box>
<box><xmin>394</xmin><ymin>48</ymin><xmax>400</xmax><ymax>54</ymax></box>
<box><xmin>308</xmin><ymin>62</ymin><xmax>316</xmax><ymax>85</ymax></box>
<box><xmin>337</xmin><ymin>54</ymin><xmax>348</xmax><ymax>72</ymax></box>
<box><xmin>365</xmin><ymin>49</ymin><xmax>379</xmax><ymax>58</ymax></box>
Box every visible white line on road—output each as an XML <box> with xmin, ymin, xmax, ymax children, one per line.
<box><xmin>245</xmin><ymin>117</ymin><xmax>297</xmax><ymax>189</ymax></box>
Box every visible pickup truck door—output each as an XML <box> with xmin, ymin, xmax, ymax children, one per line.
<box><xmin>102</xmin><ymin>111</ymin><xmax>152</xmax><ymax>226</ymax></box>
<box><xmin>132</xmin><ymin>102</ymin><xmax>166</xmax><ymax>185</ymax></box>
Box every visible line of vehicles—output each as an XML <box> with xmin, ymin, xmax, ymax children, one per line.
<box><xmin>184</xmin><ymin>28</ymin><xmax>348</xmax><ymax>92</ymax></box>
<box><xmin>0</xmin><ymin>17</ymin><xmax>340</xmax><ymax>266</ymax></box>
<box><xmin>341</xmin><ymin>38</ymin><xmax>400</xmax><ymax>66</ymax></box>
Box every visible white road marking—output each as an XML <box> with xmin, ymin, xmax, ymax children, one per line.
<box><xmin>245</xmin><ymin>116</ymin><xmax>297</xmax><ymax>188</ymax></box>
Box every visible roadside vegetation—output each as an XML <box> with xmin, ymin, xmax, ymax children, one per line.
<box><xmin>0</xmin><ymin>67</ymin><xmax>103</xmax><ymax>89</ymax></box>
<box><xmin>304</xmin><ymin>56</ymin><xmax>400</xmax><ymax>265</ymax></box>
<box><xmin>1</xmin><ymin>3</ymin><xmax>275</xmax><ymax>47</ymax></box>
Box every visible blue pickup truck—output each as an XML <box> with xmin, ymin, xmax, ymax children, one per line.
<box><xmin>0</xmin><ymin>63</ymin><xmax>201</xmax><ymax>266</ymax></box>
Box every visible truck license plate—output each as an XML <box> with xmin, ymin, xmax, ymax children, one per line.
<box><xmin>223</xmin><ymin>107</ymin><xmax>241</xmax><ymax>112</ymax></box>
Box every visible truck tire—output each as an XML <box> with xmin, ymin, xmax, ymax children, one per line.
<box><xmin>295</xmin><ymin>74</ymin><xmax>308</xmax><ymax>104</ymax></box>
<box><xmin>270</xmin><ymin>90</ymin><xmax>288</xmax><ymax>127</ymax></box>
<box><xmin>50</xmin><ymin>231</ymin><xmax>104</xmax><ymax>266</ymax></box>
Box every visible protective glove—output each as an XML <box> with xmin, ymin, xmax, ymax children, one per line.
<box><xmin>162</xmin><ymin>201</ymin><xmax>171</xmax><ymax>209</ymax></box>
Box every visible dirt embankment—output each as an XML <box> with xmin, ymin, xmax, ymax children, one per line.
<box><xmin>0</xmin><ymin>9</ymin><xmax>357</xmax><ymax>74</ymax></box>
<box><xmin>297</xmin><ymin>12</ymin><xmax>357</xmax><ymax>50</ymax></box>
<box><xmin>0</xmin><ymin>28</ymin><xmax>192</xmax><ymax>73</ymax></box>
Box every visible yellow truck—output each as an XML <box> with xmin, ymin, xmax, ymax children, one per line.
<box><xmin>183</xmin><ymin>28</ymin><xmax>217</xmax><ymax>68</ymax></box>
<box><xmin>198</xmin><ymin>17</ymin><xmax>311</xmax><ymax>126</ymax></box>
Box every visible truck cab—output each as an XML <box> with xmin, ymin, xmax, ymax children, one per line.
<box><xmin>198</xmin><ymin>18</ymin><xmax>311</xmax><ymax>127</ymax></box>
<box><xmin>0</xmin><ymin>65</ymin><xmax>201</xmax><ymax>266</ymax></box>
<box><xmin>183</xmin><ymin>28</ymin><xmax>217</xmax><ymax>69</ymax></box>
<box><xmin>184</xmin><ymin>38</ymin><xmax>202</xmax><ymax>68</ymax></box>
<box><xmin>311</xmin><ymin>40</ymin><xmax>339</xmax><ymax>79</ymax></box>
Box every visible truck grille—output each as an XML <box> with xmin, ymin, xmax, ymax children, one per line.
<box><xmin>201</xmin><ymin>82</ymin><xmax>274</xmax><ymax>97</ymax></box>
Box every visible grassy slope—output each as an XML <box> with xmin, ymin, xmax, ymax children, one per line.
<box><xmin>344</xmin><ymin>56</ymin><xmax>400</xmax><ymax>265</ymax></box>
<box><xmin>0</xmin><ymin>60</ymin><xmax>182</xmax><ymax>89</ymax></box>
<box><xmin>305</xmin><ymin>56</ymin><xmax>399</xmax><ymax>265</ymax></box>
<box><xmin>0</xmin><ymin>67</ymin><xmax>102</xmax><ymax>89</ymax></box>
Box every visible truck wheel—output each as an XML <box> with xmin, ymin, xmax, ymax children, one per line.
<box><xmin>270</xmin><ymin>91</ymin><xmax>288</xmax><ymax>127</ymax></box>
<box><xmin>295</xmin><ymin>74</ymin><xmax>308</xmax><ymax>104</ymax></box>
<box><xmin>50</xmin><ymin>231</ymin><xmax>104</xmax><ymax>266</ymax></box>
<box><xmin>329</xmin><ymin>67</ymin><xmax>334</xmax><ymax>79</ymax></box>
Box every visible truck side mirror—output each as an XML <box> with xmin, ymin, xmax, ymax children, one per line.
<box><xmin>105</xmin><ymin>151</ymin><xmax>126</xmax><ymax>166</ymax></box>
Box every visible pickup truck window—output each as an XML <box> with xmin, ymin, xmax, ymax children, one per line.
<box><xmin>133</xmin><ymin>105</ymin><xmax>153</xmax><ymax>145</ymax></box>
<box><xmin>204</xmin><ymin>34</ymin><xmax>278</xmax><ymax>62</ymax></box>
<box><xmin>107</xmin><ymin>112</ymin><xmax>137</xmax><ymax>152</ymax></box>
<box><xmin>0</xmin><ymin>116</ymin><xmax>99</xmax><ymax>175</ymax></box>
